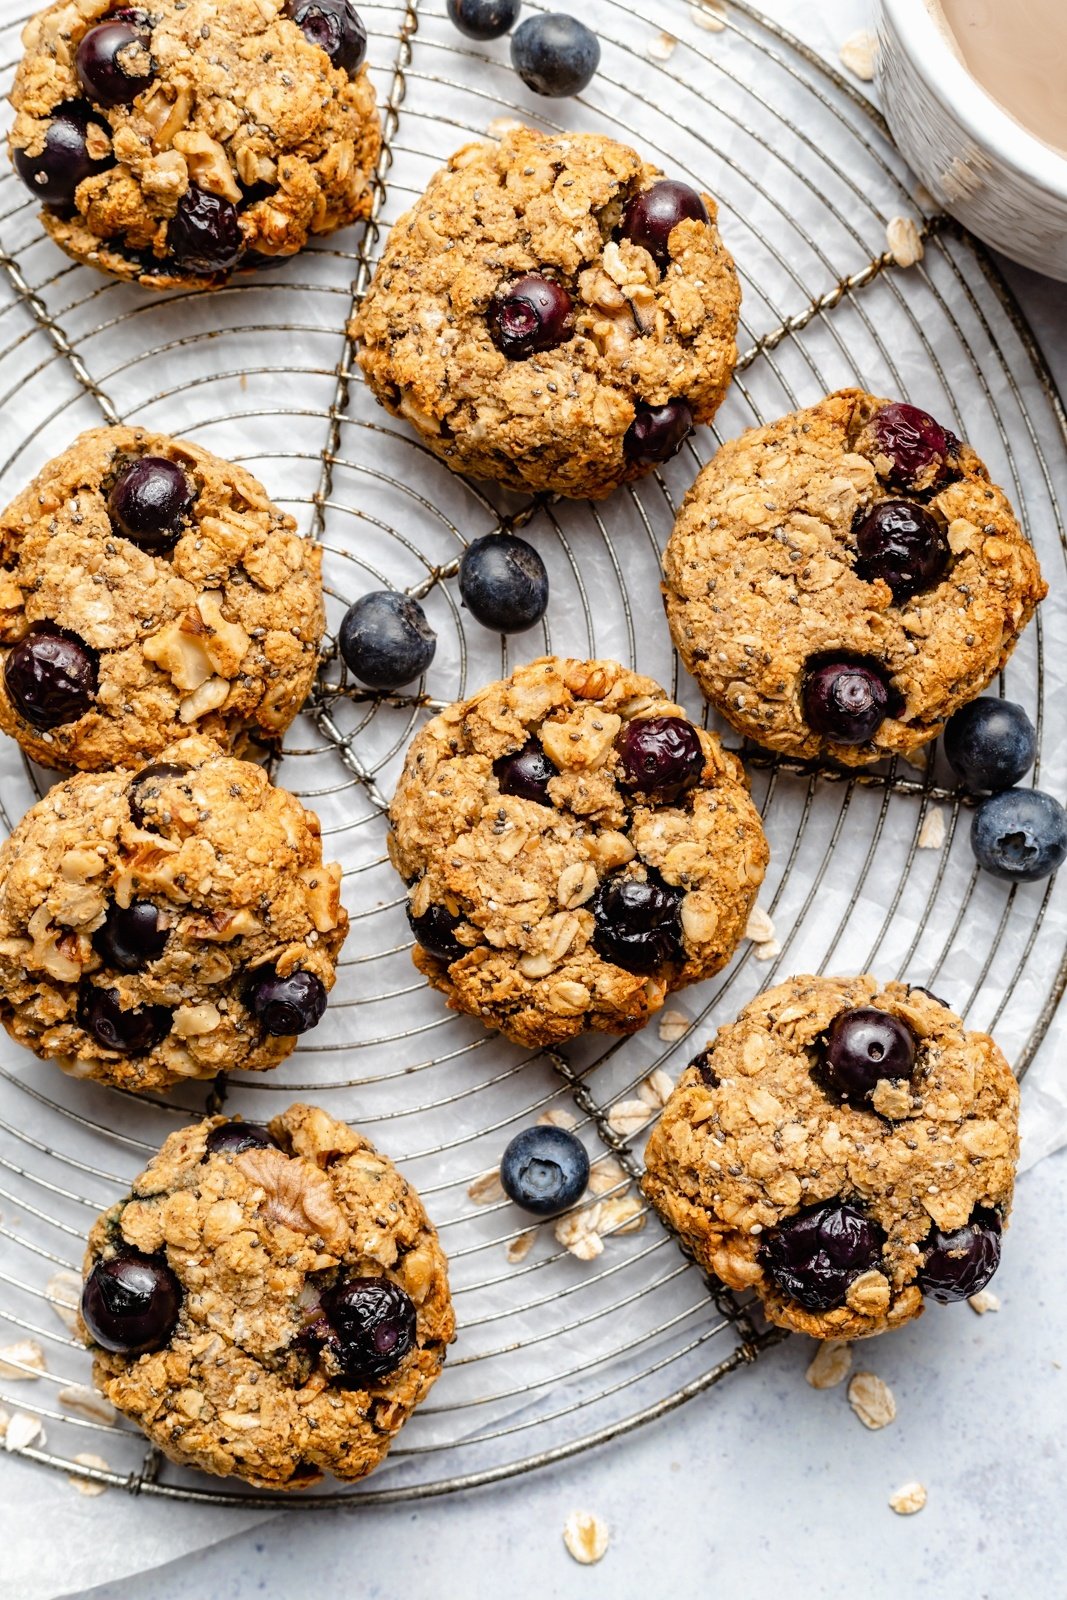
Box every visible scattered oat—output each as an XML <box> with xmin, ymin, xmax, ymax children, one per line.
<box><xmin>598</xmin><ymin>1194</ymin><xmax>647</xmax><ymax>1236</ymax></box>
<box><xmin>506</xmin><ymin>1228</ymin><xmax>538</xmax><ymax>1264</ymax></box>
<box><xmin>46</xmin><ymin>1269</ymin><xmax>83</xmax><ymax>1334</ymax></box>
<box><xmin>0</xmin><ymin>1340</ymin><xmax>46</xmax><ymax>1380</ymax></box>
<box><xmin>968</xmin><ymin>1289</ymin><xmax>1001</xmax><ymax>1315</ymax></box>
<box><xmin>59</xmin><ymin>1384</ymin><xmax>118</xmax><ymax>1426</ymax></box>
<box><xmin>805</xmin><ymin>1339</ymin><xmax>853</xmax><ymax>1390</ymax></box>
<box><xmin>848</xmin><ymin>1371</ymin><xmax>897</xmax><ymax>1430</ymax></box>
<box><xmin>0</xmin><ymin>1407</ymin><xmax>9</xmax><ymax>1440</ymax></box>
<box><xmin>4</xmin><ymin>1411</ymin><xmax>44</xmax><ymax>1452</ymax></box>
<box><xmin>657</xmin><ymin>1008</ymin><xmax>690</xmax><ymax>1044</ymax></box>
<box><xmin>538</xmin><ymin>1107</ymin><xmax>579</xmax><ymax>1131</ymax></box>
<box><xmin>563</xmin><ymin>1509</ymin><xmax>610</xmax><ymax>1565</ymax></box>
<box><xmin>839</xmin><ymin>29</ymin><xmax>877</xmax><ymax>80</ymax></box>
<box><xmin>754</xmin><ymin>938</ymin><xmax>781</xmax><ymax>961</ymax></box>
<box><xmin>901</xmin><ymin>744</ymin><xmax>930</xmax><ymax>772</ymax></box>
<box><xmin>648</xmin><ymin>30</ymin><xmax>677</xmax><ymax>60</ymax></box>
<box><xmin>889</xmin><ymin>1481</ymin><xmax>927</xmax><ymax>1515</ymax></box>
<box><xmin>486</xmin><ymin>116</ymin><xmax>524</xmax><ymax>140</ymax></box>
<box><xmin>467</xmin><ymin>1169</ymin><xmax>504</xmax><ymax>1206</ymax></box>
<box><xmin>745</xmin><ymin>904</ymin><xmax>776</xmax><ymax>943</ymax></box>
<box><xmin>690</xmin><ymin>0</ymin><xmax>726</xmax><ymax>30</ymax></box>
<box><xmin>918</xmin><ymin>807</ymin><xmax>946</xmax><ymax>849</ymax></box>
<box><xmin>555</xmin><ymin>1204</ymin><xmax>605</xmax><ymax>1261</ymax></box>
<box><xmin>886</xmin><ymin>215</ymin><xmax>924</xmax><ymax>268</ymax></box>
<box><xmin>638</xmin><ymin>1068</ymin><xmax>675</xmax><ymax>1108</ymax></box>
<box><xmin>588</xmin><ymin>1156</ymin><xmax>630</xmax><ymax>1196</ymax></box>
<box><xmin>912</xmin><ymin>180</ymin><xmax>937</xmax><ymax>214</ymax></box>
<box><xmin>68</xmin><ymin>1453</ymin><xmax>110</xmax><ymax>1496</ymax></box>
<box><xmin>607</xmin><ymin>1099</ymin><xmax>653</xmax><ymax>1138</ymax></box>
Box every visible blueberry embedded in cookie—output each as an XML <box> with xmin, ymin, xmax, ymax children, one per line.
<box><xmin>663</xmin><ymin>388</ymin><xmax>1046</xmax><ymax>766</ymax></box>
<box><xmin>80</xmin><ymin>1104</ymin><xmax>454</xmax><ymax>1489</ymax></box>
<box><xmin>642</xmin><ymin>975</ymin><xmax>1019</xmax><ymax>1339</ymax></box>
<box><xmin>388</xmin><ymin>656</ymin><xmax>769</xmax><ymax>1048</ymax></box>
<box><xmin>354</xmin><ymin>127</ymin><xmax>740</xmax><ymax>500</ymax></box>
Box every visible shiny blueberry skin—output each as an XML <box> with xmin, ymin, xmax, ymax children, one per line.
<box><xmin>338</xmin><ymin>591</ymin><xmax>436</xmax><ymax>690</ymax></box>
<box><xmin>284</xmin><ymin>0</ymin><xmax>367</xmax><ymax>73</ymax></box>
<box><xmin>167</xmin><ymin>184</ymin><xmax>243</xmax><ymax>276</ymax></box>
<box><xmin>971</xmin><ymin>788</ymin><xmax>1067</xmax><ymax>883</ymax></box>
<box><xmin>874</xmin><ymin>402</ymin><xmax>955</xmax><ymax>491</ymax></box>
<box><xmin>127</xmin><ymin>761</ymin><xmax>189</xmax><ymax>831</ymax></box>
<box><xmin>77</xmin><ymin>985</ymin><xmax>172</xmax><ymax>1054</ymax></box>
<box><xmin>620</xmin><ymin>180</ymin><xmax>709</xmax><ymax>271</ymax></box>
<box><xmin>4</xmin><ymin>624</ymin><xmax>98</xmax><ymax>729</ymax></box>
<box><xmin>447</xmin><ymin>0</ymin><xmax>520</xmax><ymax>38</ymax></box>
<box><xmin>623</xmin><ymin>400</ymin><xmax>694</xmax><ymax>468</ymax></box>
<box><xmin>75</xmin><ymin>22</ymin><xmax>154</xmax><ymax>107</ymax></box>
<box><xmin>459</xmin><ymin>534</ymin><xmax>549</xmax><ymax>633</ymax></box>
<box><xmin>488</xmin><ymin>273</ymin><xmax>574</xmax><ymax>359</ymax></box>
<box><xmin>500</xmin><ymin>1125</ymin><xmax>590</xmax><ymax>1215</ymax></box>
<box><xmin>853</xmin><ymin>499</ymin><xmax>949</xmax><ymax>603</ymax></box>
<box><xmin>322</xmin><ymin>1276</ymin><xmax>416</xmax><ymax>1383</ymax></box>
<box><xmin>493</xmin><ymin>738</ymin><xmax>558</xmax><ymax>805</ymax></box>
<box><xmin>820</xmin><ymin>1007</ymin><xmax>917</xmax><ymax>1105</ymax></box>
<box><xmin>759</xmin><ymin>1200</ymin><xmax>885</xmax><ymax>1311</ymax></box>
<box><xmin>407</xmin><ymin>902</ymin><xmax>465</xmax><ymax>965</ymax></box>
<box><xmin>944</xmin><ymin>698</ymin><xmax>1036</xmax><ymax>793</ymax></box>
<box><xmin>92</xmin><ymin>901</ymin><xmax>169</xmax><ymax>973</ymax></box>
<box><xmin>510</xmin><ymin>12</ymin><xmax>600</xmax><ymax>96</ymax></box>
<box><xmin>917</xmin><ymin>1209</ymin><xmax>1002</xmax><ymax>1303</ymax></box>
<box><xmin>204</xmin><ymin>1121</ymin><xmax>276</xmax><ymax>1156</ymax></box>
<box><xmin>13</xmin><ymin>104</ymin><xmax>112</xmax><ymax>208</ymax></box>
<box><xmin>802</xmin><ymin>657</ymin><xmax>895</xmax><ymax>746</ymax></box>
<box><xmin>108</xmin><ymin>456</ymin><xmax>194</xmax><ymax>553</ymax></box>
<box><xmin>81</xmin><ymin>1250</ymin><xmax>181</xmax><ymax>1355</ymax></box>
<box><xmin>247</xmin><ymin>969</ymin><xmax>328</xmax><ymax>1035</ymax></box>
<box><xmin>590</xmin><ymin>876</ymin><xmax>684</xmax><ymax>974</ymax></box>
<box><xmin>616</xmin><ymin>715</ymin><xmax>704</xmax><ymax>802</ymax></box>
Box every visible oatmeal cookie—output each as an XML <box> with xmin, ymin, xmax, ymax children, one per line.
<box><xmin>643</xmin><ymin>975</ymin><xmax>1018</xmax><ymax>1339</ymax></box>
<box><xmin>0</xmin><ymin>426</ymin><xmax>324</xmax><ymax>771</ymax></box>
<box><xmin>388</xmin><ymin>656</ymin><xmax>768</xmax><ymax>1048</ymax></box>
<box><xmin>81</xmin><ymin>1104</ymin><xmax>454</xmax><ymax>1489</ymax></box>
<box><xmin>663</xmin><ymin>389</ymin><xmax>1046</xmax><ymax>765</ymax></box>
<box><xmin>354</xmin><ymin>127</ymin><xmax>740</xmax><ymax>499</ymax></box>
<box><xmin>9</xmin><ymin>0</ymin><xmax>380</xmax><ymax>289</ymax></box>
<box><xmin>0</xmin><ymin>736</ymin><xmax>347</xmax><ymax>1092</ymax></box>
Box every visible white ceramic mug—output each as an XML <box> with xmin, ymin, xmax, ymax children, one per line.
<box><xmin>877</xmin><ymin>0</ymin><xmax>1067</xmax><ymax>280</ymax></box>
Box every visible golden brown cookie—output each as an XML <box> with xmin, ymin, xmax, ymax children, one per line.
<box><xmin>81</xmin><ymin>1104</ymin><xmax>454</xmax><ymax>1490</ymax></box>
<box><xmin>9</xmin><ymin>0</ymin><xmax>380</xmax><ymax>289</ymax></box>
<box><xmin>0</xmin><ymin>737</ymin><xmax>347</xmax><ymax>1092</ymax></box>
<box><xmin>388</xmin><ymin>656</ymin><xmax>768</xmax><ymax>1048</ymax></box>
<box><xmin>355</xmin><ymin>127</ymin><xmax>740</xmax><ymax>499</ymax></box>
<box><xmin>643</xmin><ymin>975</ymin><xmax>1018</xmax><ymax>1339</ymax></box>
<box><xmin>663</xmin><ymin>389</ymin><xmax>1046</xmax><ymax>766</ymax></box>
<box><xmin>0</xmin><ymin>426</ymin><xmax>324</xmax><ymax>771</ymax></box>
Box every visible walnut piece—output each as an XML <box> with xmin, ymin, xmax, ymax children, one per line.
<box><xmin>235</xmin><ymin>1148</ymin><xmax>349</xmax><ymax>1256</ymax></box>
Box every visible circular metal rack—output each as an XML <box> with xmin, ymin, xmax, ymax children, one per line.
<box><xmin>0</xmin><ymin>0</ymin><xmax>1064</xmax><ymax>1507</ymax></box>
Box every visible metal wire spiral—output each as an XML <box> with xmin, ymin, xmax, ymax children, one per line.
<box><xmin>0</xmin><ymin>0</ymin><xmax>1064</xmax><ymax>1505</ymax></box>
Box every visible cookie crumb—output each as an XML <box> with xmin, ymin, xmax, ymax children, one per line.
<box><xmin>887</xmin><ymin>215</ymin><xmax>925</xmax><ymax>268</ymax></box>
<box><xmin>658</xmin><ymin>1008</ymin><xmax>690</xmax><ymax>1044</ymax></box>
<box><xmin>889</xmin><ymin>1481</ymin><xmax>927</xmax><ymax>1515</ymax></box>
<box><xmin>918</xmin><ymin>807</ymin><xmax>946</xmax><ymax>849</ymax></box>
<box><xmin>805</xmin><ymin>1339</ymin><xmax>853</xmax><ymax>1390</ymax></box>
<box><xmin>0</xmin><ymin>1340</ymin><xmax>46</xmax><ymax>1380</ymax></box>
<box><xmin>839</xmin><ymin>29</ymin><xmax>878</xmax><ymax>80</ymax></box>
<box><xmin>467</xmin><ymin>1169</ymin><xmax>504</xmax><ymax>1206</ymax></box>
<box><xmin>486</xmin><ymin>116</ymin><xmax>525</xmax><ymax>140</ymax></box>
<box><xmin>848</xmin><ymin>1371</ymin><xmax>897</xmax><ymax>1430</ymax></box>
<box><xmin>648</xmin><ymin>31</ymin><xmax>677</xmax><ymax>60</ymax></box>
<box><xmin>506</xmin><ymin>1229</ymin><xmax>538</xmax><ymax>1264</ymax></box>
<box><xmin>563</xmin><ymin>1510</ymin><xmax>610</xmax><ymax>1564</ymax></box>
<box><xmin>968</xmin><ymin>1289</ymin><xmax>1001</xmax><ymax>1315</ymax></box>
<box><xmin>690</xmin><ymin>0</ymin><xmax>726</xmax><ymax>29</ymax></box>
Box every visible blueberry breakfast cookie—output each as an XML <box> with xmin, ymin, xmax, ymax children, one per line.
<box><xmin>10</xmin><ymin>0</ymin><xmax>380</xmax><ymax>289</ymax></box>
<box><xmin>80</xmin><ymin>1104</ymin><xmax>454</xmax><ymax>1488</ymax></box>
<box><xmin>643</xmin><ymin>975</ymin><xmax>1018</xmax><ymax>1339</ymax></box>
<box><xmin>0</xmin><ymin>737</ymin><xmax>347</xmax><ymax>1092</ymax></box>
<box><xmin>663</xmin><ymin>389</ymin><xmax>1046</xmax><ymax>766</ymax></box>
<box><xmin>388</xmin><ymin>657</ymin><xmax>769</xmax><ymax>1048</ymax></box>
<box><xmin>0</xmin><ymin>426</ymin><xmax>324</xmax><ymax>771</ymax></box>
<box><xmin>354</xmin><ymin>127</ymin><xmax>740</xmax><ymax>499</ymax></box>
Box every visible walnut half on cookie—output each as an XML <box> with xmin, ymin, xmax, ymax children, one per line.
<box><xmin>388</xmin><ymin>657</ymin><xmax>769</xmax><ymax>1048</ymax></box>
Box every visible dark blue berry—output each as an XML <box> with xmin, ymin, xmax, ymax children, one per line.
<box><xmin>590</xmin><ymin>876</ymin><xmax>683</xmax><ymax>973</ymax></box>
<box><xmin>75</xmin><ymin>22</ymin><xmax>154</xmax><ymax>107</ymax></box>
<box><xmin>802</xmin><ymin>657</ymin><xmax>895</xmax><ymax>745</ymax></box>
<box><xmin>168</xmin><ymin>184</ymin><xmax>243</xmax><ymax>275</ymax></box>
<box><xmin>81</xmin><ymin>1249</ymin><xmax>181</xmax><ymax>1354</ymax></box>
<box><xmin>820</xmin><ymin>1008</ymin><xmax>917</xmax><ymax>1105</ymax></box>
<box><xmin>510</xmin><ymin>12</ymin><xmax>600</xmax><ymax>96</ymax></box>
<box><xmin>13</xmin><ymin>104</ymin><xmax>112</xmax><ymax>209</ymax></box>
<box><xmin>853</xmin><ymin>499</ymin><xmax>949</xmax><ymax>603</ymax></box>
<box><xmin>127</xmin><ymin>762</ymin><xmax>189</xmax><ymax>831</ymax></box>
<box><xmin>339</xmin><ymin>591</ymin><xmax>436</xmax><ymax>690</ymax></box>
<box><xmin>109</xmin><ymin>457</ymin><xmax>194</xmax><ymax>553</ymax></box>
<box><xmin>284</xmin><ymin>0</ymin><xmax>368</xmax><ymax>73</ymax></box>
<box><xmin>623</xmin><ymin>400</ymin><xmax>694</xmax><ymax>467</ymax></box>
<box><xmin>77</xmin><ymin>985</ymin><xmax>172</xmax><ymax>1054</ymax></box>
<box><xmin>204</xmin><ymin>1122</ymin><xmax>276</xmax><ymax>1156</ymax></box>
<box><xmin>458</xmin><ymin>534</ymin><xmax>549</xmax><ymax>633</ymax></box>
<box><xmin>322</xmin><ymin>1276</ymin><xmax>416</xmax><ymax>1383</ymax></box>
<box><xmin>874</xmin><ymin>402</ymin><xmax>955</xmax><ymax>490</ymax></box>
<box><xmin>620</xmin><ymin>180</ymin><xmax>709</xmax><ymax>271</ymax></box>
<box><xmin>93</xmin><ymin>901</ymin><xmax>169</xmax><ymax>973</ymax></box>
<box><xmin>407</xmin><ymin>902</ymin><xmax>464</xmax><ymax>964</ymax></box>
<box><xmin>500</xmin><ymin>1124</ymin><xmax>590</xmax><ymax>1215</ymax></box>
<box><xmin>917</xmin><ymin>1209</ymin><xmax>1002</xmax><ymax>1303</ymax></box>
<box><xmin>488</xmin><ymin>274</ymin><xmax>573</xmax><ymax>359</ymax></box>
<box><xmin>971</xmin><ymin>788</ymin><xmax>1067</xmax><ymax>882</ymax></box>
<box><xmin>944</xmin><ymin>698</ymin><xmax>1036</xmax><ymax>793</ymax></box>
<box><xmin>689</xmin><ymin>1048</ymin><xmax>718</xmax><ymax>1087</ymax></box>
<box><xmin>616</xmin><ymin>715</ymin><xmax>704</xmax><ymax>802</ymax></box>
<box><xmin>5</xmin><ymin>624</ymin><xmax>97</xmax><ymax>729</ymax></box>
<box><xmin>447</xmin><ymin>0</ymin><xmax>520</xmax><ymax>39</ymax></box>
<box><xmin>759</xmin><ymin>1200</ymin><xmax>884</xmax><ymax>1311</ymax></box>
<box><xmin>493</xmin><ymin>738</ymin><xmax>558</xmax><ymax>804</ymax></box>
<box><xmin>247</xmin><ymin>969</ymin><xmax>328</xmax><ymax>1035</ymax></box>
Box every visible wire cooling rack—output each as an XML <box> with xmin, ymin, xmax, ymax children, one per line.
<box><xmin>0</xmin><ymin>0</ymin><xmax>1064</xmax><ymax>1507</ymax></box>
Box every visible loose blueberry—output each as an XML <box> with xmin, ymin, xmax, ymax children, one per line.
<box><xmin>615</xmin><ymin>715</ymin><xmax>704</xmax><ymax>802</ymax></box>
<box><xmin>500</xmin><ymin>1124</ymin><xmax>590</xmax><ymax>1215</ymax></box>
<box><xmin>81</xmin><ymin>1249</ymin><xmax>181</xmax><ymax>1354</ymax></box>
<box><xmin>247</xmin><ymin>969</ymin><xmax>328</xmax><ymax>1035</ymax></box>
<box><xmin>917</xmin><ymin>1209</ymin><xmax>1002</xmax><ymax>1303</ymax></box>
<box><xmin>689</xmin><ymin>1048</ymin><xmax>719</xmax><ymax>1087</ymax></box>
<box><xmin>458</xmin><ymin>533</ymin><xmax>549</xmax><ymax>633</ymax></box>
<box><xmin>322</xmin><ymin>1275</ymin><xmax>416</xmax><ymax>1383</ymax></box>
<box><xmin>339</xmin><ymin>591</ymin><xmax>436</xmax><ymax>690</ymax></box>
<box><xmin>407</xmin><ymin>902</ymin><xmax>465</xmax><ymax>964</ymax></box>
<box><xmin>108</xmin><ymin>456</ymin><xmax>194</xmax><ymax>553</ymax></box>
<box><xmin>620</xmin><ymin>180</ymin><xmax>709</xmax><ymax>271</ymax></box>
<box><xmin>820</xmin><ymin>1007</ymin><xmax>917</xmax><ymax>1105</ymax></box>
<box><xmin>759</xmin><ymin>1200</ymin><xmax>885</xmax><ymax>1311</ymax></box>
<box><xmin>802</xmin><ymin>657</ymin><xmax>895</xmax><ymax>746</ymax></box>
<box><xmin>77</xmin><ymin>985</ymin><xmax>172</xmax><ymax>1054</ymax></box>
<box><xmin>12</xmin><ymin>104</ymin><xmax>111</xmax><ymax>209</ymax></box>
<box><xmin>447</xmin><ymin>0</ymin><xmax>520</xmax><ymax>39</ymax></box>
<box><xmin>971</xmin><ymin>788</ymin><xmax>1067</xmax><ymax>883</ymax></box>
<box><xmin>874</xmin><ymin>401</ymin><xmax>955</xmax><ymax>491</ymax></box>
<box><xmin>75</xmin><ymin>22</ymin><xmax>154</xmax><ymax>107</ymax></box>
<box><xmin>92</xmin><ymin>901</ymin><xmax>169</xmax><ymax>974</ymax></box>
<box><xmin>493</xmin><ymin>738</ymin><xmax>558</xmax><ymax>805</ymax></box>
<box><xmin>488</xmin><ymin>273</ymin><xmax>573</xmax><ymax>360</ymax></box>
<box><xmin>4</xmin><ymin>624</ymin><xmax>98</xmax><ymax>729</ymax></box>
<box><xmin>590</xmin><ymin>876</ymin><xmax>684</xmax><ymax>974</ymax></box>
<box><xmin>284</xmin><ymin>0</ymin><xmax>368</xmax><ymax>73</ymax></box>
<box><xmin>623</xmin><ymin>400</ymin><xmax>694</xmax><ymax>468</ymax></box>
<box><xmin>127</xmin><ymin>762</ymin><xmax>189</xmax><ymax>831</ymax></box>
<box><xmin>853</xmin><ymin>499</ymin><xmax>949</xmax><ymax>603</ymax></box>
<box><xmin>168</xmin><ymin>184</ymin><xmax>243</xmax><ymax>276</ymax></box>
<box><xmin>204</xmin><ymin>1121</ymin><xmax>276</xmax><ymax>1156</ymax></box>
<box><xmin>944</xmin><ymin>698</ymin><xmax>1036</xmax><ymax>793</ymax></box>
<box><xmin>510</xmin><ymin>12</ymin><xmax>599</xmax><ymax>96</ymax></box>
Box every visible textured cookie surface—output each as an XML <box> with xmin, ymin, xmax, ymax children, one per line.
<box><xmin>355</xmin><ymin>127</ymin><xmax>740</xmax><ymax>499</ymax></box>
<box><xmin>388</xmin><ymin>656</ymin><xmax>768</xmax><ymax>1048</ymax></box>
<box><xmin>0</xmin><ymin>426</ymin><xmax>323</xmax><ymax>770</ymax></box>
<box><xmin>0</xmin><ymin>737</ymin><xmax>347</xmax><ymax>1091</ymax></box>
<box><xmin>663</xmin><ymin>389</ymin><xmax>1046</xmax><ymax>765</ymax></box>
<box><xmin>83</xmin><ymin>1104</ymin><xmax>454</xmax><ymax>1489</ymax></box>
<box><xmin>642</xmin><ymin>975</ymin><xmax>1019</xmax><ymax>1339</ymax></box>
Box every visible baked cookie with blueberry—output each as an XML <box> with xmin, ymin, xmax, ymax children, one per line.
<box><xmin>388</xmin><ymin>656</ymin><xmax>768</xmax><ymax>1048</ymax></box>
<box><xmin>0</xmin><ymin>426</ymin><xmax>323</xmax><ymax>771</ymax></box>
<box><xmin>643</xmin><ymin>975</ymin><xmax>1018</xmax><ymax>1339</ymax></box>
<box><xmin>80</xmin><ymin>1103</ymin><xmax>454</xmax><ymax>1489</ymax></box>
<box><xmin>663</xmin><ymin>389</ymin><xmax>1046</xmax><ymax>766</ymax></box>
<box><xmin>9</xmin><ymin>0</ymin><xmax>380</xmax><ymax>289</ymax></box>
<box><xmin>354</xmin><ymin>126</ymin><xmax>740</xmax><ymax>499</ymax></box>
<box><xmin>0</xmin><ymin>737</ymin><xmax>347</xmax><ymax>1092</ymax></box>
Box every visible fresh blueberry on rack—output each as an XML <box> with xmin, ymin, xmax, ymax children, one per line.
<box><xmin>447</xmin><ymin>0</ymin><xmax>521</xmax><ymax>39</ymax></box>
<box><xmin>75</xmin><ymin>21</ymin><xmax>154</xmax><ymax>106</ymax></box>
<box><xmin>109</xmin><ymin>457</ymin><xmax>194</xmax><ymax>553</ymax></box>
<box><xmin>167</xmin><ymin>184</ymin><xmax>243</xmax><ymax>275</ymax></box>
<box><xmin>510</xmin><ymin>12</ymin><xmax>600</xmax><ymax>96</ymax></box>
<box><xmin>590</xmin><ymin>875</ymin><xmax>684</xmax><ymax>973</ymax></box>
<box><xmin>623</xmin><ymin>401</ymin><xmax>695</xmax><ymax>468</ymax></box>
<box><xmin>820</xmin><ymin>1007</ymin><xmax>917</xmax><ymax>1105</ymax></box>
<box><xmin>205</xmin><ymin>1121</ymin><xmax>277</xmax><ymax>1156</ymax></box>
<box><xmin>321</xmin><ymin>1276</ymin><xmax>417</xmax><ymax>1383</ymax></box>
<box><xmin>620</xmin><ymin>180</ymin><xmax>709</xmax><ymax>271</ymax></box>
<box><xmin>917</xmin><ymin>1208</ymin><xmax>1002</xmax><ymax>1303</ymax></box>
<box><xmin>874</xmin><ymin>401</ymin><xmax>956</xmax><ymax>491</ymax></box>
<box><xmin>93</xmin><ymin>901</ymin><xmax>169</xmax><ymax>974</ymax></box>
<box><xmin>13</xmin><ymin>105</ymin><xmax>112</xmax><ymax>208</ymax></box>
<box><xmin>758</xmin><ymin>1200</ymin><xmax>885</xmax><ymax>1311</ymax></box>
<box><xmin>407</xmin><ymin>902</ymin><xmax>465</xmax><ymax>964</ymax></box>
<box><xmin>493</xmin><ymin>738</ymin><xmax>558</xmax><ymax>805</ymax></box>
<box><xmin>488</xmin><ymin>273</ymin><xmax>574</xmax><ymax>359</ymax></box>
<box><xmin>615</xmin><ymin>715</ymin><xmax>704</xmax><ymax>802</ymax></box>
<box><xmin>338</xmin><ymin>591</ymin><xmax>436</xmax><ymax>690</ymax></box>
<box><xmin>944</xmin><ymin>698</ymin><xmax>1036</xmax><ymax>793</ymax></box>
<box><xmin>4</xmin><ymin>624</ymin><xmax>98</xmax><ymax>728</ymax></box>
<box><xmin>81</xmin><ymin>1249</ymin><xmax>182</xmax><ymax>1354</ymax></box>
<box><xmin>127</xmin><ymin>762</ymin><xmax>189</xmax><ymax>831</ymax></box>
<box><xmin>77</xmin><ymin>985</ymin><xmax>172</xmax><ymax>1054</ymax></box>
<box><xmin>458</xmin><ymin>534</ymin><xmax>549</xmax><ymax>633</ymax></box>
<box><xmin>970</xmin><ymin>788</ymin><xmax>1067</xmax><ymax>882</ymax></box>
<box><xmin>802</xmin><ymin>657</ymin><xmax>895</xmax><ymax>745</ymax></box>
<box><xmin>246</xmin><ymin>969</ymin><xmax>328</xmax><ymax>1035</ymax></box>
<box><xmin>853</xmin><ymin>499</ymin><xmax>949</xmax><ymax>603</ymax></box>
<box><xmin>284</xmin><ymin>0</ymin><xmax>368</xmax><ymax>73</ymax></box>
<box><xmin>500</xmin><ymin>1124</ymin><xmax>590</xmax><ymax>1215</ymax></box>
